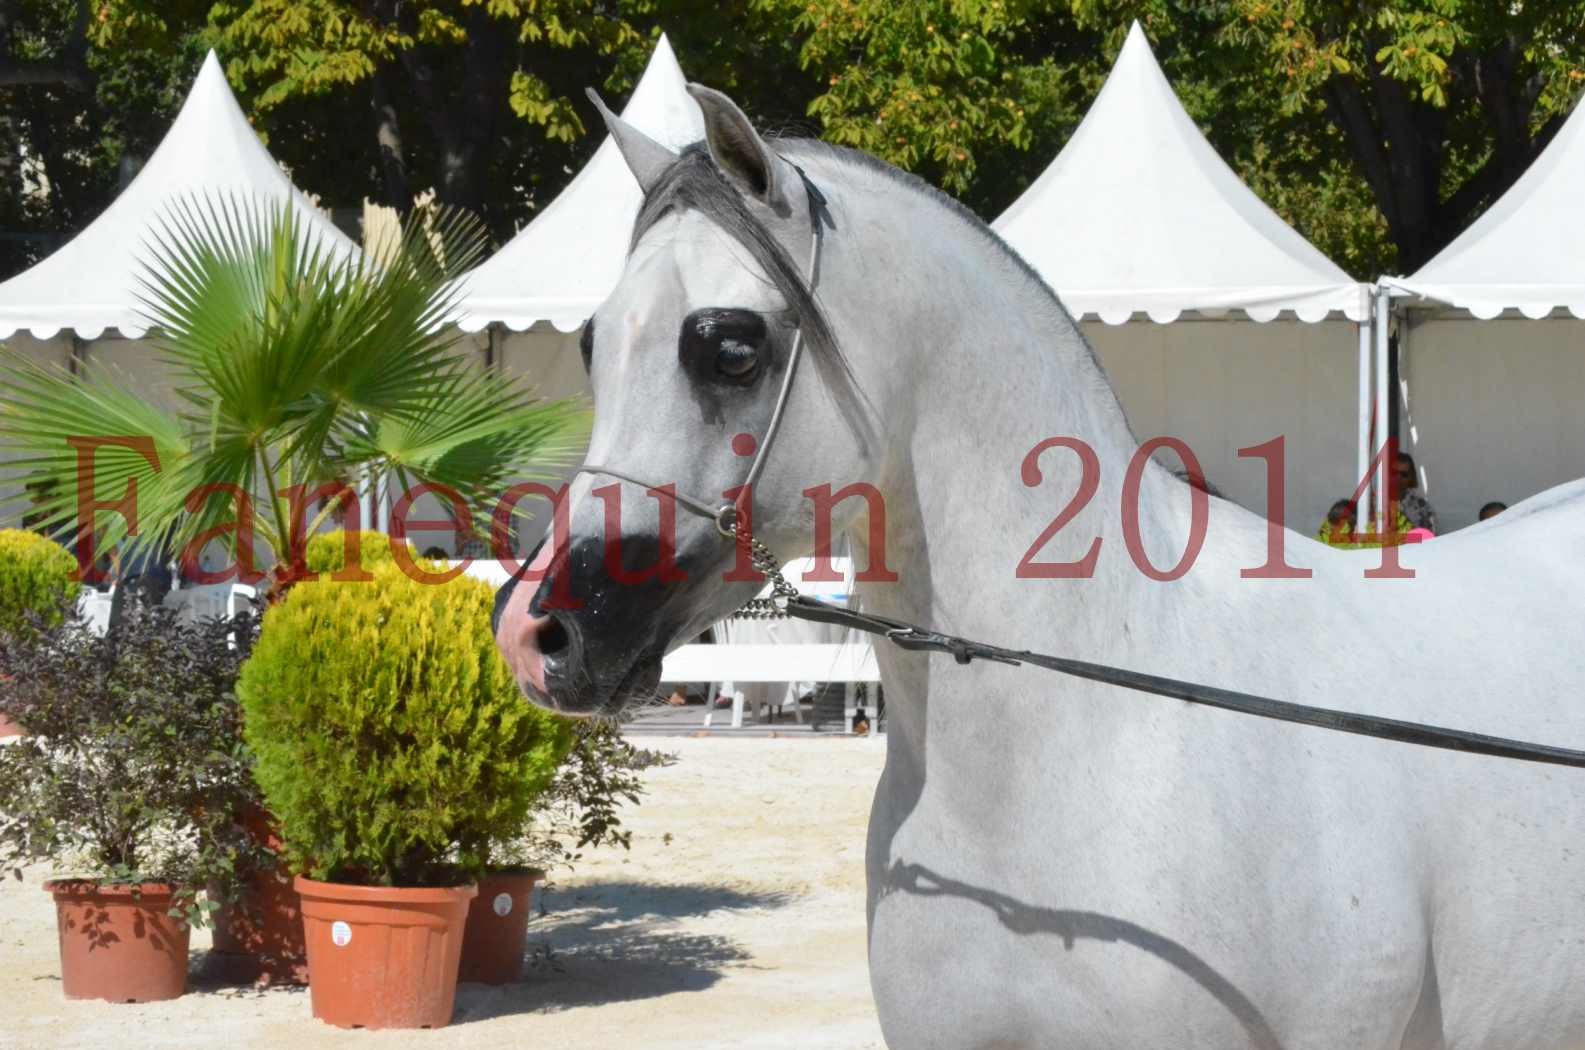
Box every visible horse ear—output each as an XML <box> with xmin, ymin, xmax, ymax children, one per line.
<box><xmin>687</xmin><ymin>84</ymin><xmax>785</xmax><ymax>209</ymax></box>
<box><xmin>586</xmin><ymin>88</ymin><xmax>675</xmax><ymax>195</ymax></box>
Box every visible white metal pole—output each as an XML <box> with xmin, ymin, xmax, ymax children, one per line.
<box><xmin>377</xmin><ymin>472</ymin><xmax>392</xmax><ymax>535</ymax></box>
<box><xmin>1356</xmin><ymin>316</ymin><xmax>1371</xmax><ymax>534</ymax></box>
<box><xmin>1374</xmin><ymin>288</ymin><xmax>1392</xmax><ymax>531</ymax></box>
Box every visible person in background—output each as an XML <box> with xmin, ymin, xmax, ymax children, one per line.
<box><xmin>1317</xmin><ymin>499</ymin><xmax>1359</xmax><ymax>547</ymax></box>
<box><xmin>421</xmin><ymin>545</ymin><xmax>450</xmax><ymax>560</ymax></box>
<box><xmin>1392</xmin><ymin>452</ymin><xmax>1439</xmax><ymax>533</ymax></box>
<box><xmin>1479</xmin><ymin>501</ymin><xmax>1507</xmax><ymax>521</ymax></box>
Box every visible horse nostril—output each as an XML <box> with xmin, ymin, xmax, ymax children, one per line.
<box><xmin>538</xmin><ymin>616</ymin><xmax>571</xmax><ymax>659</ymax></box>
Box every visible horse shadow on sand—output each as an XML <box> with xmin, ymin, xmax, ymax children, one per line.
<box><xmin>451</xmin><ymin>880</ymin><xmax>794</xmax><ymax>1024</ymax></box>
<box><xmin>884</xmin><ymin>861</ymin><xmax>1289</xmax><ymax>1050</ymax></box>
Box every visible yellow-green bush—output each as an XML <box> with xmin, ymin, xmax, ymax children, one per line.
<box><xmin>0</xmin><ymin>529</ymin><xmax>79</xmax><ymax>636</ymax></box>
<box><xmin>299</xmin><ymin>529</ymin><xmax>415</xmax><ymax>576</ymax></box>
<box><xmin>238</xmin><ymin>562</ymin><xmax>574</xmax><ymax>886</ymax></box>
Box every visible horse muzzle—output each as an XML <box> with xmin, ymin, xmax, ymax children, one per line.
<box><xmin>492</xmin><ymin>532</ymin><xmax>703</xmax><ymax>715</ymax></box>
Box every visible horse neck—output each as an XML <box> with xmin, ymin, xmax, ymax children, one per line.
<box><xmin>815</xmin><ymin>158</ymin><xmax>1185</xmax><ymax>658</ymax></box>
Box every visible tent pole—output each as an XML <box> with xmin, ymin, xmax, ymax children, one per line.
<box><xmin>1374</xmin><ymin>288</ymin><xmax>1391</xmax><ymax>530</ymax></box>
<box><xmin>377</xmin><ymin>471</ymin><xmax>392</xmax><ymax>535</ymax></box>
<box><xmin>68</xmin><ymin>334</ymin><xmax>88</xmax><ymax>376</ymax></box>
<box><xmin>1355</xmin><ymin>314</ymin><xmax>1371</xmax><ymax>534</ymax></box>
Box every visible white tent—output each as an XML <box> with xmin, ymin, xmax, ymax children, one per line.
<box><xmin>450</xmin><ymin>34</ymin><xmax>704</xmax><ymax>334</ymax></box>
<box><xmin>0</xmin><ymin>50</ymin><xmax>359</xmax><ymax>343</ymax></box>
<box><xmin>994</xmin><ymin>22</ymin><xmax>1374</xmax><ymax>533</ymax></box>
<box><xmin>434</xmin><ymin>35</ymin><xmax>703</xmax><ymax>555</ymax></box>
<box><xmin>1378</xmin><ymin>96</ymin><xmax>1585</xmax><ymax>529</ymax></box>
<box><xmin>0</xmin><ymin>51</ymin><xmax>361</xmax><ymax>530</ymax></box>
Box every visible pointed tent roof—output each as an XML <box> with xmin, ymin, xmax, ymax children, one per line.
<box><xmin>0</xmin><ymin>52</ymin><xmax>360</xmax><ymax>341</ymax></box>
<box><xmin>1385</xmin><ymin>96</ymin><xmax>1585</xmax><ymax>319</ymax></box>
<box><xmin>993</xmin><ymin>23</ymin><xmax>1367</xmax><ymax>324</ymax></box>
<box><xmin>449</xmin><ymin>35</ymin><xmax>704</xmax><ymax>333</ymax></box>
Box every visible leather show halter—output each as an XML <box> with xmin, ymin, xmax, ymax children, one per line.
<box><xmin>566</xmin><ymin>166</ymin><xmax>1585</xmax><ymax>770</ymax></box>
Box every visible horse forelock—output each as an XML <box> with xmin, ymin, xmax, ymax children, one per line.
<box><xmin>628</xmin><ymin>142</ymin><xmax>885</xmax><ymax>446</ymax></box>
<box><xmin>631</xmin><ymin>145</ymin><xmax>842</xmax><ymax>371</ymax></box>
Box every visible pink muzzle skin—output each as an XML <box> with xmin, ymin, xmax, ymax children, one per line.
<box><xmin>494</xmin><ymin>537</ymin><xmax>561</xmax><ymax>699</ymax></box>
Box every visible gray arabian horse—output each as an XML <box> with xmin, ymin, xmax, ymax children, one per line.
<box><xmin>494</xmin><ymin>84</ymin><xmax>1585</xmax><ymax>1048</ymax></box>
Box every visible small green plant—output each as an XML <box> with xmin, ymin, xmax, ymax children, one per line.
<box><xmin>496</xmin><ymin>722</ymin><xmax>670</xmax><ymax>872</ymax></box>
<box><xmin>299</xmin><ymin>529</ymin><xmax>415</xmax><ymax>577</ymax></box>
<box><xmin>0</xmin><ymin>529</ymin><xmax>79</xmax><ymax>637</ymax></box>
<box><xmin>239</xmin><ymin>563</ymin><xmax>575</xmax><ymax>886</ymax></box>
<box><xmin>0</xmin><ymin>608</ymin><xmax>265</xmax><ymax>925</ymax></box>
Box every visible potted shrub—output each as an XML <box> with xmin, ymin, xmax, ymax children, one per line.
<box><xmin>0</xmin><ymin>528</ymin><xmax>80</xmax><ymax>737</ymax></box>
<box><xmin>238</xmin><ymin>561</ymin><xmax>574</xmax><ymax>1029</ymax></box>
<box><xmin>459</xmin><ymin>722</ymin><xmax>655</xmax><ymax>985</ymax></box>
<box><xmin>0</xmin><ymin>607</ymin><xmax>260</xmax><ymax>1003</ymax></box>
<box><xmin>205</xmin><ymin>531</ymin><xmax>418</xmax><ymax>987</ymax></box>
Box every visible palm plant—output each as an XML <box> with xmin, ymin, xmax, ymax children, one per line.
<box><xmin>0</xmin><ymin>195</ymin><xmax>587</xmax><ymax>596</ymax></box>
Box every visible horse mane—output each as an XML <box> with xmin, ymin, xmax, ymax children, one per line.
<box><xmin>776</xmin><ymin>139</ymin><xmax>1086</xmax><ymax>336</ymax></box>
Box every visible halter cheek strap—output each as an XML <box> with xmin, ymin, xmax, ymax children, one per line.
<box><xmin>577</xmin><ymin>165</ymin><xmax>828</xmax><ymax>547</ymax></box>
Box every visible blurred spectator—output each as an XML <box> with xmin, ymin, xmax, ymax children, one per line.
<box><xmin>1392</xmin><ymin>452</ymin><xmax>1439</xmax><ymax>533</ymax></box>
<box><xmin>422</xmin><ymin>545</ymin><xmax>450</xmax><ymax>560</ymax></box>
<box><xmin>1479</xmin><ymin>501</ymin><xmax>1507</xmax><ymax>521</ymax></box>
<box><xmin>108</xmin><ymin>540</ymin><xmax>175</xmax><ymax>628</ymax></box>
<box><xmin>1317</xmin><ymin>499</ymin><xmax>1358</xmax><ymax>547</ymax></box>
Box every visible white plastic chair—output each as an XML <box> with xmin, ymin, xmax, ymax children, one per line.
<box><xmin>77</xmin><ymin>588</ymin><xmax>114</xmax><ymax>636</ymax></box>
<box><xmin>662</xmin><ymin>553</ymin><xmax>883</xmax><ymax>732</ymax></box>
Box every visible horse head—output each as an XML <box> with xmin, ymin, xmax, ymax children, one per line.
<box><xmin>493</xmin><ymin>85</ymin><xmax>873</xmax><ymax>715</ymax></box>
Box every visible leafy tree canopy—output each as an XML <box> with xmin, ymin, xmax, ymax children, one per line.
<box><xmin>3</xmin><ymin>1</ymin><xmax>1585</xmax><ymax>281</ymax></box>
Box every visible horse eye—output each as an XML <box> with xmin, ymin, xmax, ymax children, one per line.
<box><xmin>715</xmin><ymin>343</ymin><xmax>759</xmax><ymax>378</ymax></box>
<box><xmin>679</xmin><ymin>308</ymin><xmax>767</xmax><ymax>386</ymax></box>
<box><xmin>579</xmin><ymin>320</ymin><xmax>594</xmax><ymax>371</ymax></box>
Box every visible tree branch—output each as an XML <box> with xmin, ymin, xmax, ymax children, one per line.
<box><xmin>0</xmin><ymin>61</ymin><xmax>89</xmax><ymax>91</ymax></box>
<box><xmin>369</xmin><ymin>62</ymin><xmax>412</xmax><ymax>209</ymax></box>
<box><xmin>1323</xmin><ymin>75</ymin><xmax>1394</xmax><ymax>210</ymax></box>
<box><xmin>0</xmin><ymin>0</ymin><xmax>90</xmax><ymax>90</ymax></box>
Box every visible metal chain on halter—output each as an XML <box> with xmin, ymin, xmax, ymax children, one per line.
<box><xmin>732</xmin><ymin>523</ymin><xmax>805</xmax><ymax>621</ymax></box>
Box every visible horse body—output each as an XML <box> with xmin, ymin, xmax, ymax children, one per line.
<box><xmin>807</xmin><ymin>143</ymin><xmax>1585</xmax><ymax>1049</ymax></box>
<box><xmin>494</xmin><ymin>87</ymin><xmax>1585</xmax><ymax>1049</ymax></box>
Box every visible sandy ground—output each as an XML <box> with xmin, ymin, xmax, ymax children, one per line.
<box><xmin>0</xmin><ymin>736</ymin><xmax>887</xmax><ymax>1050</ymax></box>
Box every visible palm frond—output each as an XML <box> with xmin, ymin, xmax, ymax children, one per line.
<box><xmin>347</xmin><ymin>369</ymin><xmax>590</xmax><ymax>531</ymax></box>
<box><xmin>0</xmin><ymin>352</ymin><xmax>201</xmax><ymax>559</ymax></box>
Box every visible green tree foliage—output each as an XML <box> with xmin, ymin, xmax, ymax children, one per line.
<box><xmin>213</xmin><ymin>0</ymin><xmax>648</xmax><ymax>232</ymax></box>
<box><xmin>1208</xmin><ymin>0</ymin><xmax>1584</xmax><ymax>271</ymax></box>
<box><xmin>0</xmin><ymin>528</ymin><xmax>78</xmax><ymax>635</ymax></box>
<box><xmin>776</xmin><ymin>0</ymin><xmax>1097</xmax><ymax>214</ymax></box>
<box><xmin>7</xmin><ymin>2</ymin><xmax>1585</xmax><ymax>281</ymax></box>
<box><xmin>238</xmin><ymin>562</ymin><xmax>576</xmax><ymax>886</ymax></box>
<box><xmin>0</xmin><ymin>1</ymin><xmax>212</xmax><ymax>276</ymax></box>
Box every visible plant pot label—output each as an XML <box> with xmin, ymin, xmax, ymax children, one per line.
<box><xmin>493</xmin><ymin>893</ymin><xmax>513</xmax><ymax>917</ymax></box>
<box><xmin>331</xmin><ymin>920</ymin><xmax>352</xmax><ymax>947</ymax></box>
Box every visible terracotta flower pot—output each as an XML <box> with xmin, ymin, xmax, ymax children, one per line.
<box><xmin>458</xmin><ymin>869</ymin><xmax>543</xmax><ymax>985</ymax></box>
<box><xmin>296</xmin><ymin>875</ymin><xmax>476</xmax><ymax>1029</ymax></box>
<box><xmin>207</xmin><ymin>863</ymin><xmax>308</xmax><ymax>985</ymax></box>
<box><xmin>0</xmin><ymin>711</ymin><xmax>21</xmax><ymax>739</ymax></box>
<box><xmin>46</xmin><ymin>880</ymin><xmax>191</xmax><ymax>1002</ymax></box>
